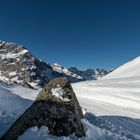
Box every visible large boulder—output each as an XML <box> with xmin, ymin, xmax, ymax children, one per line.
<box><xmin>1</xmin><ymin>77</ymin><xmax>85</xmax><ymax>140</ymax></box>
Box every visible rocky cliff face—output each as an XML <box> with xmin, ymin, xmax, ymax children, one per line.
<box><xmin>0</xmin><ymin>41</ymin><xmax>83</xmax><ymax>88</ymax></box>
<box><xmin>0</xmin><ymin>40</ymin><xmax>109</xmax><ymax>88</ymax></box>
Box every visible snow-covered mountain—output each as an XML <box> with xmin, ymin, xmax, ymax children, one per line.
<box><xmin>52</xmin><ymin>65</ymin><xmax>109</xmax><ymax>81</ymax></box>
<box><xmin>103</xmin><ymin>56</ymin><xmax>140</xmax><ymax>79</ymax></box>
<box><xmin>0</xmin><ymin>40</ymin><xmax>109</xmax><ymax>88</ymax></box>
<box><xmin>0</xmin><ymin>41</ymin><xmax>85</xmax><ymax>88</ymax></box>
<box><xmin>69</xmin><ymin>67</ymin><xmax>109</xmax><ymax>80</ymax></box>
<box><xmin>51</xmin><ymin>63</ymin><xmax>83</xmax><ymax>82</ymax></box>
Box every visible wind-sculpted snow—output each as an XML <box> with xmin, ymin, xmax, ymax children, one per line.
<box><xmin>72</xmin><ymin>77</ymin><xmax>140</xmax><ymax>118</ymax></box>
<box><xmin>72</xmin><ymin>77</ymin><xmax>140</xmax><ymax>139</ymax></box>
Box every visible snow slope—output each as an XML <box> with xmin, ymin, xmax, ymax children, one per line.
<box><xmin>103</xmin><ymin>57</ymin><xmax>140</xmax><ymax>79</ymax></box>
<box><xmin>72</xmin><ymin>77</ymin><xmax>140</xmax><ymax>118</ymax></box>
<box><xmin>72</xmin><ymin>77</ymin><xmax>140</xmax><ymax>139</ymax></box>
<box><xmin>0</xmin><ymin>84</ymin><xmax>38</xmax><ymax>136</ymax></box>
<box><xmin>0</xmin><ymin>76</ymin><xmax>140</xmax><ymax>139</ymax></box>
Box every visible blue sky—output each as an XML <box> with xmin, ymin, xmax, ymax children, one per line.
<box><xmin>0</xmin><ymin>0</ymin><xmax>140</xmax><ymax>70</ymax></box>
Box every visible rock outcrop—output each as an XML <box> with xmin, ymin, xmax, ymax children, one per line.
<box><xmin>1</xmin><ymin>77</ymin><xmax>85</xmax><ymax>140</ymax></box>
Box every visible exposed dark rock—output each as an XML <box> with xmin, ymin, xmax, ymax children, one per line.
<box><xmin>1</xmin><ymin>77</ymin><xmax>85</xmax><ymax>140</ymax></box>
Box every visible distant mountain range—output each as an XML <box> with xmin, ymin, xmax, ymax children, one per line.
<box><xmin>0</xmin><ymin>40</ymin><xmax>110</xmax><ymax>88</ymax></box>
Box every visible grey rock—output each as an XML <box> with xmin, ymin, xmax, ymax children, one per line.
<box><xmin>1</xmin><ymin>77</ymin><xmax>85</xmax><ymax>140</ymax></box>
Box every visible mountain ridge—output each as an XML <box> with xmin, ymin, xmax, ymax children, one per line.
<box><xmin>0</xmin><ymin>40</ymin><xmax>109</xmax><ymax>88</ymax></box>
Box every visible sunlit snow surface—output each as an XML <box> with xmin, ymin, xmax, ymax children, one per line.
<box><xmin>18</xmin><ymin>77</ymin><xmax>140</xmax><ymax>139</ymax></box>
<box><xmin>0</xmin><ymin>76</ymin><xmax>140</xmax><ymax>140</ymax></box>
<box><xmin>73</xmin><ymin>77</ymin><xmax>140</xmax><ymax>118</ymax></box>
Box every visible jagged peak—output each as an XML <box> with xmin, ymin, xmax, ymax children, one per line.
<box><xmin>0</xmin><ymin>40</ymin><xmax>17</xmax><ymax>46</ymax></box>
<box><xmin>52</xmin><ymin>63</ymin><xmax>62</xmax><ymax>67</ymax></box>
<box><xmin>0</xmin><ymin>40</ymin><xmax>109</xmax><ymax>88</ymax></box>
<box><xmin>0</xmin><ymin>40</ymin><xmax>28</xmax><ymax>51</ymax></box>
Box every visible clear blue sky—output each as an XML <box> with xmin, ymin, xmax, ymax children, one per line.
<box><xmin>0</xmin><ymin>0</ymin><xmax>140</xmax><ymax>70</ymax></box>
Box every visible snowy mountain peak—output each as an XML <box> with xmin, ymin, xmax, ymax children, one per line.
<box><xmin>69</xmin><ymin>67</ymin><xmax>109</xmax><ymax>80</ymax></box>
<box><xmin>0</xmin><ymin>40</ymin><xmax>23</xmax><ymax>48</ymax></box>
<box><xmin>0</xmin><ymin>40</ymin><xmax>5</xmax><ymax>46</ymax></box>
<box><xmin>2</xmin><ymin>41</ymin><xmax>89</xmax><ymax>88</ymax></box>
<box><xmin>51</xmin><ymin>64</ymin><xmax>83</xmax><ymax>81</ymax></box>
<box><xmin>0</xmin><ymin>40</ymin><xmax>109</xmax><ymax>88</ymax></box>
<box><xmin>0</xmin><ymin>41</ymin><xmax>83</xmax><ymax>88</ymax></box>
<box><xmin>53</xmin><ymin>63</ymin><xmax>61</xmax><ymax>66</ymax></box>
<box><xmin>103</xmin><ymin>56</ymin><xmax>140</xmax><ymax>79</ymax></box>
<box><xmin>0</xmin><ymin>41</ymin><xmax>50</xmax><ymax>87</ymax></box>
<box><xmin>0</xmin><ymin>41</ymin><xmax>28</xmax><ymax>60</ymax></box>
